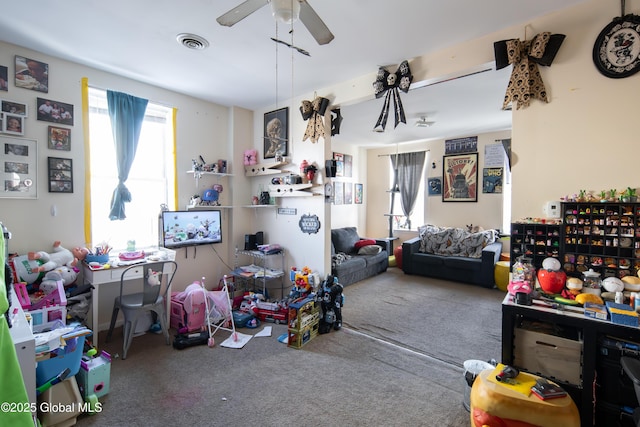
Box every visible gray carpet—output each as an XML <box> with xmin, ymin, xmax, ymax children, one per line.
<box><xmin>73</xmin><ymin>267</ymin><xmax>504</xmax><ymax>426</ymax></box>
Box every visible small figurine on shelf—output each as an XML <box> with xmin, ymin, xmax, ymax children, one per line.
<box><xmin>304</xmin><ymin>163</ymin><xmax>318</xmax><ymax>184</ymax></box>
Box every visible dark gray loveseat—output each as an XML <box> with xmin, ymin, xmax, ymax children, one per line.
<box><xmin>402</xmin><ymin>225</ymin><xmax>502</xmax><ymax>288</ymax></box>
<box><xmin>331</xmin><ymin>227</ymin><xmax>389</xmax><ymax>286</ymax></box>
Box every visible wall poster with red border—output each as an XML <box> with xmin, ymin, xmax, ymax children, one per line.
<box><xmin>442</xmin><ymin>152</ymin><xmax>478</xmax><ymax>202</ymax></box>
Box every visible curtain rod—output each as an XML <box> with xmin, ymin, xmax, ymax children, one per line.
<box><xmin>87</xmin><ymin>81</ymin><xmax>175</xmax><ymax>110</ymax></box>
<box><xmin>378</xmin><ymin>149</ymin><xmax>430</xmax><ymax>157</ymax></box>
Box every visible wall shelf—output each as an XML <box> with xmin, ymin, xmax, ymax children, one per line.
<box><xmin>187</xmin><ymin>170</ymin><xmax>233</xmax><ymax>177</ymax></box>
<box><xmin>244</xmin><ymin>161</ymin><xmax>290</xmax><ymax>177</ymax></box>
<box><xmin>269</xmin><ymin>184</ymin><xmax>322</xmax><ymax>198</ymax></box>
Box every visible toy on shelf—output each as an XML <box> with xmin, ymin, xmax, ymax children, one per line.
<box><xmin>288</xmin><ymin>266</ymin><xmax>320</xmax><ymax>299</ymax></box>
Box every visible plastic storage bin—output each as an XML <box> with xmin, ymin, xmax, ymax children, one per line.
<box><xmin>36</xmin><ymin>335</ymin><xmax>85</xmax><ymax>388</ymax></box>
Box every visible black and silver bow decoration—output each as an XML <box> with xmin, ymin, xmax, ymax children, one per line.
<box><xmin>300</xmin><ymin>96</ymin><xmax>330</xmax><ymax>143</ymax></box>
<box><xmin>494</xmin><ymin>32</ymin><xmax>565</xmax><ymax>110</ymax></box>
<box><xmin>372</xmin><ymin>60</ymin><xmax>413</xmax><ymax>131</ymax></box>
<box><xmin>330</xmin><ymin>108</ymin><xmax>343</xmax><ymax>136</ymax></box>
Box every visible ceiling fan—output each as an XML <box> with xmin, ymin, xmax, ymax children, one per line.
<box><xmin>217</xmin><ymin>0</ymin><xmax>335</xmax><ymax>46</ymax></box>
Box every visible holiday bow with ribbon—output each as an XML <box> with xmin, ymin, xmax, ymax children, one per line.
<box><xmin>372</xmin><ymin>60</ymin><xmax>413</xmax><ymax>131</ymax></box>
<box><xmin>494</xmin><ymin>32</ymin><xmax>566</xmax><ymax>110</ymax></box>
<box><xmin>300</xmin><ymin>96</ymin><xmax>330</xmax><ymax>143</ymax></box>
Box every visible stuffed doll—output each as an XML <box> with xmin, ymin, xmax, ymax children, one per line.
<box><xmin>28</xmin><ymin>241</ymin><xmax>88</xmax><ymax>273</ymax></box>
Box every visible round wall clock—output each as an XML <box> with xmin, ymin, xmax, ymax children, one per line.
<box><xmin>593</xmin><ymin>14</ymin><xmax>640</xmax><ymax>78</ymax></box>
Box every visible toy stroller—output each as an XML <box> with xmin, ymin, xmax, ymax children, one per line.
<box><xmin>201</xmin><ymin>275</ymin><xmax>238</xmax><ymax>347</ymax></box>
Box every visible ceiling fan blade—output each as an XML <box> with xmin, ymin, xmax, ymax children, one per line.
<box><xmin>299</xmin><ymin>0</ymin><xmax>334</xmax><ymax>45</ymax></box>
<box><xmin>216</xmin><ymin>0</ymin><xmax>269</xmax><ymax>27</ymax></box>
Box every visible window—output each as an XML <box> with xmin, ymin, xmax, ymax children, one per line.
<box><xmin>87</xmin><ymin>88</ymin><xmax>175</xmax><ymax>250</ymax></box>
<box><xmin>388</xmin><ymin>152</ymin><xmax>426</xmax><ymax>230</ymax></box>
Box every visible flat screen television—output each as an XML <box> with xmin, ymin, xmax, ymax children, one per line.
<box><xmin>159</xmin><ymin>210</ymin><xmax>222</xmax><ymax>249</ymax></box>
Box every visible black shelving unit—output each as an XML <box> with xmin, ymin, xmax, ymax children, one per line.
<box><xmin>510</xmin><ymin>222</ymin><xmax>561</xmax><ymax>269</ymax></box>
<box><xmin>561</xmin><ymin>202</ymin><xmax>639</xmax><ymax>279</ymax></box>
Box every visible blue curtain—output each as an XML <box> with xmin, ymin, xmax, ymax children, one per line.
<box><xmin>106</xmin><ymin>90</ymin><xmax>148</xmax><ymax>220</ymax></box>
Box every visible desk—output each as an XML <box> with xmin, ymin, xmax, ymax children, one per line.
<box><xmin>502</xmin><ymin>293</ymin><xmax>640</xmax><ymax>426</ymax></box>
<box><xmin>9</xmin><ymin>290</ymin><xmax>35</xmax><ymax>412</ymax></box>
<box><xmin>82</xmin><ymin>249</ymin><xmax>175</xmax><ymax>343</ymax></box>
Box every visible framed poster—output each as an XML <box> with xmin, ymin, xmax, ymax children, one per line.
<box><xmin>264</xmin><ymin>107</ymin><xmax>288</xmax><ymax>158</ymax></box>
<box><xmin>1</xmin><ymin>136</ymin><xmax>37</xmax><ymax>198</ymax></box>
<box><xmin>354</xmin><ymin>183</ymin><xmax>363</xmax><ymax>204</ymax></box>
<box><xmin>48</xmin><ymin>126</ymin><xmax>71</xmax><ymax>151</ymax></box>
<box><xmin>344</xmin><ymin>182</ymin><xmax>353</xmax><ymax>204</ymax></box>
<box><xmin>48</xmin><ymin>157</ymin><xmax>73</xmax><ymax>193</ymax></box>
<box><xmin>483</xmin><ymin>167</ymin><xmax>503</xmax><ymax>194</ymax></box>
<box><xmin>442</xmin><ymin>153</ymin><xmax>478</xmax><ymax>202</ymax></box>
<box><xmin>333</xmin><ymin>181</ymin><xmax>344</xmax><ymax>205</ymax></box>
<box><xmin>427</xmin><ymin>177</ymin><xmax>442</xmax><ymax>196</ymax></box>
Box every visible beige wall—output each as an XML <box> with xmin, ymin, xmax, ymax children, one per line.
<box><xmin>0</xmin><ymin>42</ymin><xmax>246</xmax><ymax>296</ymax></box>
<box><xmin>2</xmin><ymin>0</ymin><xmax>637</xmax><ymax>295</ymax></box>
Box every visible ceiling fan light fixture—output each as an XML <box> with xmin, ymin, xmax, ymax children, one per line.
<box><xmin>271</xmin><ymin>0</ymin><xmax>300</xmax><ymax>24</ymax></box>
<box><xmin>415</xmin><ymin>116</ymin><xmax>435</xmax><ymax>128</ymax></box>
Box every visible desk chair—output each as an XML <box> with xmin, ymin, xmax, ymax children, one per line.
<box><xmin>105</xmin><ymin>261</ymin><xmax>177</xmax><ymax>359</ymax></box>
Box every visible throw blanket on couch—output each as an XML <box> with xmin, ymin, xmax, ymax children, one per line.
<box><xmin>418</xmin><ymin>225</ymin><xmax>497</xmax><ymax>258</ymax></box>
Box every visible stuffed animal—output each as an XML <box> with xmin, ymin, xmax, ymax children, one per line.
<box><xmin>243</xmin><ymin>149</ymin><xmax>258</xmax><ymax>165</ymax></box>
<box><xmin>27</xmin><ymin>241</ymin><xmax>88</xmax><ymax>273</ymax></box>
<box><xmin>147</xmin><ymin>269</ymin><xmax>161</xmax><ymax>286</ymax></box>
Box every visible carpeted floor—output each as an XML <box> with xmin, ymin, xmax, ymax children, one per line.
<box><xmin>72</xmin><ymin>267</ymin><xmax>505</xmax><ymax>426</ymax></box>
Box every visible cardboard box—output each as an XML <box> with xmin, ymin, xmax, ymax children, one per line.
<box><xmin>584</xmin><ymin>302</ymin><xmax>608</xmax><ymax>321</ymax></box>
<box><xmin>514</xmin><ymin>328</ymin><xmax>583</xmax><ymax>385</ymax></box>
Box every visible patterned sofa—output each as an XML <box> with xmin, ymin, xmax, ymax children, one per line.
<box><xmin>402</xmin><ymin>225</ymin><xmax>502</xmax><ymax>288</ymax></box>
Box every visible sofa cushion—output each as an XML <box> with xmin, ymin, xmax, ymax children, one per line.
<box><xmin>413</xmin><ymin>253</ymin><xmax>445</xmax><ymax>266</ymax></box>
<box><xmin>417</xmin><ymin>225</ymin><xmax>497</xmax><ymax>258</ymax></box>
<box><xmin>443</xmin><ymin>256</ymin><xmax>482</xmax><ymax>271</ymax></box>
<box><xmin>358</xmin><ymin>244</ymin><xmax>382</xmax><ymax>255</ymax></box>
<box><xmin>354</xmin><ymin>239</ymin><xmax>377</xmax><ymax>250</ymax></box>
<box><xmin>332</xmin><ymin>227</ymin><xmax>360</xmax><ymax>254</ymax></box>
<box><xmin>334</xmin><ymin>256</ymin><xmax>367</xmax><ymax>271</ymax></box>
<box><xmin>363</xmin><ymin>250</ymin><xmax>388</xmax><ymax>267</ymax></box>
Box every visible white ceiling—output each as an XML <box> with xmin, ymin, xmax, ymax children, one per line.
<box><xmin>0</xmin><ymin>0</ymin><xmax>588</xmax><ymax>146</ymax></box>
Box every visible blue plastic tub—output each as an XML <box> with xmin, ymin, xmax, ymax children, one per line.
<box><xmin>36</xmin><ymin>335</ymin><xmax>86</xmax><ymax>388</ymax></box>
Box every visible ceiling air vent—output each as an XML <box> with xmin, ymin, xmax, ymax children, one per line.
<box><xmin>176</xmin><ymin>33</ymin><xmax>209</xmax><ymax>50</ymax></box>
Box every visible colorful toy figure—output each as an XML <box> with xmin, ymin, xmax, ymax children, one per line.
<box><xmin>317</xmin><ymin>275</ymin><xmax>344</xmax><ymax>334</ymax></box>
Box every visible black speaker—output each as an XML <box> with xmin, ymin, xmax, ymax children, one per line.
<box><xmin>255</xmin><ymin>231</ymin><xmax>264</xmax><ymax>246</ymax></box>
<box><xmin>325</xmin><ymin>160</ymin><xmax>337</xmax><ymax>178</ymax></box>
<box><xmin>244</xmin><ymin>234</ymin><xmax>256</xmax><ymax>250</ymax></box>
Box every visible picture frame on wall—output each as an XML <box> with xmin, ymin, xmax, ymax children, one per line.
<box><xmin>15</xmin><ymin>55</ymin><xmax>48</xmax><ymax>93</ymax></box>
<box><xmin>344</xmin><ymin>182</ymin><xmax>353</xmax><ymax>204</ymax></box>
<box><xmin>1</xmin><ymin>99</ymin><xmax>27</xmax><ymax>116</ymax></box>
<box><xmin>36</xmin><ymin>97</ymin><xmax>74</xmax><ymax>126</ymax></box>
<box><xmin>48</xmin><ymin>126</ymin><xmax>71</xmax><ymax>151</ymax></box>
<box><xmin>2</xmin><ymin>113</ymin><xmax>25</xmax><ymax>136</ymax></box>
<box><xmin>1</xmin><ymin>136</ymin><xmax>37</xmax><ymax>198</ymax></box>
<box><xmin>355</xmin><ymin>183</ymin><xmax>363</xmax><ymax>204</ymax></box>
<box><xmin>333</xmin><ymin>181</ymin><xmax>344</xmax><ymax>205</ymax></box>
<box><xmin>263</xmin><ymin>107</ymin><xmax>288</xmax><ymax>159</ymax></box>
<box><xmin>48</xmin><ymin>156</ymin><xmax>73</xmax><ymax>193</ymax></box>
<box><xmin>0</xmin><ymin>65</ymin><xmax>7</xmax><ymax>91</ymax></box>
<box><xmin>442</xmin><ymin>152</ymin><xmax>478</xmax><ymax>202</ymax></box>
